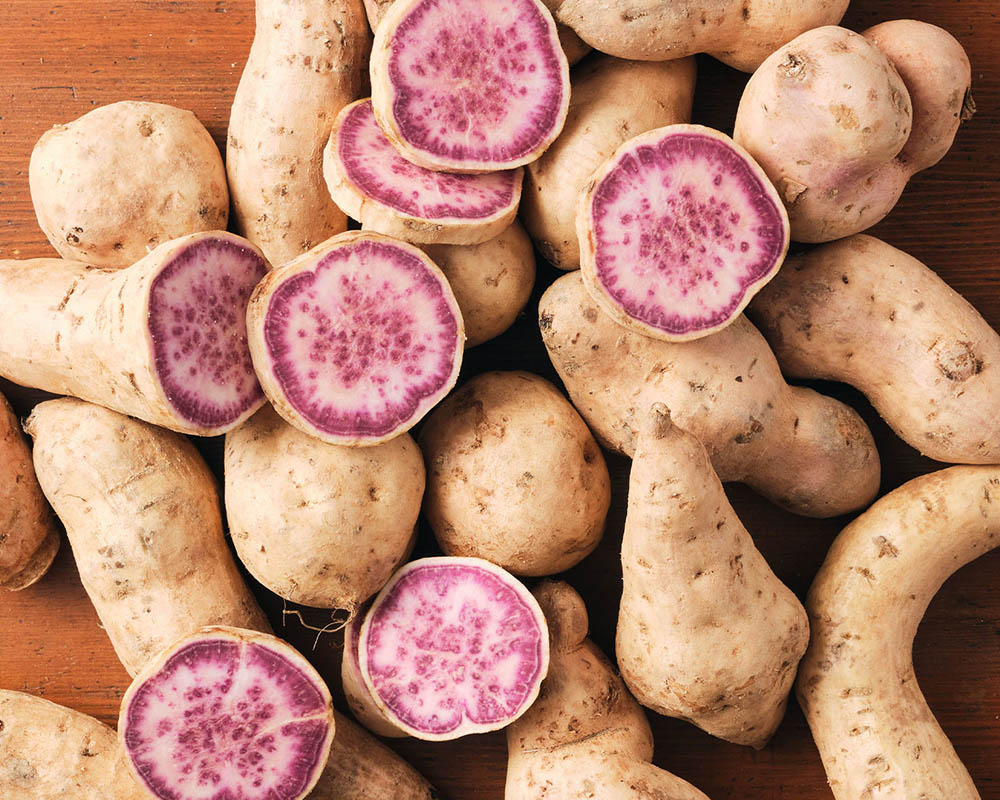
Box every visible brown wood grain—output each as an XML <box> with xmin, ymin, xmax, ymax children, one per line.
<box><xmin>1</xmin><ymin>2</ymin><xmax>999</xmax><ymax>798</ymax></box>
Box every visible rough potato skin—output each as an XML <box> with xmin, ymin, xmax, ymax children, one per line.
<box><xmin>29</xmin><ymin>101</ymin><xmax>229</xmax><ymax>268</ymax></box>
<box><xmin>0</xmin><ymin>392</ymin><xmax>59</xmax><ymax>590</ymax></box>
<box><xmin>750</xmin><ymin>235</ymin><xmax>1000</xmax><ymax>464</ymax></box>
<box><xmin>0</xmin><ymin>691</ymin><xmax>146</xmax><ymax>799</ymax></box>
<box><xmin>505</xmin><ymin>581</ymin><xmax>711</xmax><ymax>800</ymax></box>
<box><xmin>422</xmin><ymin>222</ymin><xmax>536</xmax><ymax>348</ymax></box>
<box><xmin>0</xmin><ymin>231</ymin><xmax>268</xmax><ymax>437</ymax></box>
<box><xmin>553</xmin><ymin>0</ymin><xmax>848</xmax><ymax>71</ymax></box>
<box><xmin>539</xmin><ymin>272</ymin><xmax>880</xmax><ymax>518</ymax></box>
<box><xmin>522</xmin><ymin>54</ymin><xmax>696</xmax><ymax>270</ymax></box>
<box><xmin>310</xmin><ymin>711</ymin><xmax>438</xmax><ymax>799</ymax></box>
<box><xmin>225</xmin><ymin>404</ymin><xmax>424</xmax><ymax>610</ymax></box>
<box><xmin>734</xmin><ymin>23</ymin><xmax>972</xmax><ymax>242</ymax></box>
<box><xmin>797</xmin><ymin>466</ymin><xmax>998</xmax><ymax>800</ymax></box>
<box><xmin>25</xmin><ymin>399</ymin><xmax>270</xmax><ymax>677</ymax></box>
<box><xmin>227</xmin><ymin>0</ymin><xmax>369</xmax><ymax>266</ymax></box>
<box><xmin>420</xmin><ymin>371</ymin><xmax>610</xmax><ymax>576</ymax></box>
<box><xmin>617</xmin><ymin>404</ymin><xmax>808</xmax><ymax>748</ymax></box>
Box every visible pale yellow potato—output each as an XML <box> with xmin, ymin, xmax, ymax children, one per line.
<box><xmin>750</xmin><ymin>235</ymin><xmax>1000</xmax><ymax>464</ymax></box>
<box><xmin>227</xmin><ymin>0</ymin><xmax>369</xmax><ymax>265</ymax></box>
<box><xmin>29</xmin><ymin>101</ymin><xmax>228</xmax><ymax>268</ymax></box>
<box><xmin>522</xmin><ymin>54</ymin><xmax>696</xmax><ymax>270</ymax></box>
<box><xmin>617</xmin><ymin>404</ymin><xmax>808</xmax><ymax>748</ymax></box>
<box><xmin>0</xmin><ymin>391</ymin><xmax>58</xmax><ymax>590</ymax></box>
<box><xmin>24</xmin><ymin>398</ymin><xmax>270</xmax><ymax>677</ymax></box>
<box><xmin>505</xmin><ymin>581</ymin><xmax>711</xmax><ymax>800</ymax></box>
<box><xmin>225</xmin><ymin>404</ymin><xmax>424</xmax><ymax>611</ymax></box>
<box><xmin>539</xmin><ymin>271</ymin><xmax>880</xmax><ymax>518</ymax></box>
<box><xmin>420</xmin><ymin>371</ymin><xmax>610</xmax><ymax>576</ymax></box>
<box><xmin>0</xmin><ymin>690</ymin><xmax>145</xmax><ymax>799</ymax></box>
<box><xmin>798</xmin><ymin>466</ymin><xmax>999</xmax><ymax>800</ymax></box>
<box><xmin>553</xmin><ymin>0</ymin><xmax>848</xmax><ymax>71</ymax></box>
<box><xmin>734</xmin><ymin>22</ymin><xmax>973</xmax><ymax>242</ymax></box>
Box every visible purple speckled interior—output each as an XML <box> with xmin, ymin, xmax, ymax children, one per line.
<box><xmin>339</xmin><ymin>100</ymin><xmax>520</xmax><ymax>219</ymax></box>
<box><xmin>590</xmin><ymin>132</ymin><xmax>787</xmax><ymax>336</ymax></box>
<box><xmin>386</xmin><ymin>0</ymin><xmax>564</xmax><ymax>164</ymax></box>
<box><xmin>363</xmin><ymin>562</ymin><xmax>545</xmax><ymax>736</ymax></box>
<box><xmin>148</xmin><ymin>237</ymin><xmax>267</xmax><ymax>427</ymax></box>
<box><xmin>263</xmin><ymin>239</ymin><xmax>460</xmax><ymax>439</ymax></box>
<box><xmin>122</xmin><ymin>637</ymin><xmax>331</xmax><ymax>800</ymax></box>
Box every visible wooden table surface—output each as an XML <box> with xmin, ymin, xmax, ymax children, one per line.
<box><xmin>1</xmin><ymin>2</ymin><xmax>998</xmax><ymax>798</ymax></box>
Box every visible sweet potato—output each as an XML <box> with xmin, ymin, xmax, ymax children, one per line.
<box><xmin>0</xmin><ymin>391</ymin><xmax>58</xmax><ymax>590</ymax></box>
<box><xmin>539</xmin><ymin>271</ymin><xmax>880</xmax><ymax>517</ymax></box>
<box><xmin>798</xmin><ymin>466</ymin><xmax>1000</xmax><ymax>800</ymax></box>
<box><xmin>617</xmin><ymin>404</ymin><xmax>808</xmax><ymax>747</ymax></box>
<box><xmin>505</xmin><ymin>581</ymin><xmax>711</xmax><ymax>800</ymax></box>
<box><xmin>750</xmin><ymin>235</ymin><xmax>1000</xmax><ymax>464</ymax></box>
<box><xmin>24</xmin><ymin>398</ymin><xmax>270</xmax><ymax>676</ymax></box>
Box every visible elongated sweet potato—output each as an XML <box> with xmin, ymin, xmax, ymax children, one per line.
<box><xmin>0</xmin><ymin>231</ymin><xmax>268</xmax><ymax>436</ymax></box>
<box><xmin>539</xmin><ymin>271</ymin><xmax>880</xmax><ymax>518</ymax></box>
<box><xmin>0</xmin><ymin>391</ymin><xmax>58</xmax><ymax>590</ymax></box>
<box><xmin>0</xmin><ymin>690</ymin><xmax>145</xmax><ymax>799</ymax></box>
<box><xmin>227</xmin><ymin>0</ymin><xmax>369</xmax><ymax>265</ymax></box>
<box><xmin>25</xmin><ymin>398</ymin><xmax>270</xmax><ymax>676</ymax></box>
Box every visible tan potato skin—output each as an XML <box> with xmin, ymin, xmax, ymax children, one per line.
<box><xmin>617</xmin><ymin>404</ymin><xmax>808</xmax><ymax>748</ymax></box>
<box><xmin>539</xmin><ymin>272</ymin><xmax>880</xmax><ymax>518</ymax></box>
<box><xmin>24</xmin><ymin>399</ymin><xmax>270</xmax><ymax>677</ymax></box>
<box><xmin>420</xmin><ymin>371</ymin><xmax>611</xmax><ymax>576</ymax></box>
<box><xmin>505</xmin><ymin>581</ymin><xmax>711</xmax><ymax>800</ymax></box>
<box><xmin>750</xmin><ymin>235</ymin><xmax>1000</xmax><ymax>464</ymax></box>
<box><xmin>797</xmin><ymin>466</ymin><xmax>999</xmax><ymax>800</ymax></box>
<box><xmin>734</xmin><ymin>23</ymin><xmax>972</xmax><ymax>243</ymax></box>
<box><xmin>227</xmin><ymin>0</ymin><xmax>369</xmax><ymax>266</ymax></box>
<box><xmin>0</xmin><ymin>392</ymin><xmax>59</xmax><ymax>590</ymax></box>
<box><xmin>522</xmin><ymin>54</ymin><xmax>696</xmax><ymax>270</ymax></box>
<box><xmin>0</xmin><ymin>231</ymin><xmax>268</xmax><ymax>437</ymax></box>
<box><xmin>552</xmin><ymin>0</ymin><xmax>848</xmax><ymax>71</ymax></box>
<box><xmin>224</xmin><ymin>404</ymin><xmax>424</xmax><ymax>610</ymax></box>
<box><xmin>29</xmin><ymin>101</ymin><xmax>228</xmax><ymax>268</ymax></box>
<box><xmin>0</xmin><ymin>690</ymin><xmax>146</xmax><ymax>799</ymax></box>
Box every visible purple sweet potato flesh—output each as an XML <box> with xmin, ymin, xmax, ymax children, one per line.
<box><xmin>149</xmin><ymin>237</ymin><xmax>267</xmax><ymax>428</ymax></box>
<box><xmin>339</xmin><ymin>100</ymin><xmax>520</xmax><ymax>219</ymax></box>
<box><xmin>588</xmin><ymin>130</ymin><xmax>787</xmax><ymax>337</ymax></box>
<box><xmin>122</xmin><ymin>637</ymin><xmax>331</xmax><ymax>800</ymax></box>
<box><xmin>361</xmin><ymin>559</ymin><xmax>547</xmax><ymax>738</ymax></box>
<box><xmin>385</xmin><ymin>0</ymin><xmax>566</xmax><ymax>165</ymax></box>
<box><xmin>263</xmin><ymin>239</ymin><xmax>461</xmax><ymax>439</ymax></box>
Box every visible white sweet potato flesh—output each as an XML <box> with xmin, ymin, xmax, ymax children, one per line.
<box><xmin>522</xmin><ymin>54</ymin><xmax>696</xmax><ymax>271</ymax></box>
<box><xmin>369</xmin><ymin>0</ymin><xmax>570</xmax><ymax>172</ymax></box>
<box><xmin>0</xmin><ymin>231</ymin><xmax>268</xmax><ymax>436</ymax></box>
<box><xmin>120</xmin><ymin>626</ymin><xmax>334</xmax><ymax>800</ymax></box>
<box><xmin>25</xmin><ymin>398</ymin><xmax>270</xmax><ymax>677</ymax></box>
<box><xmin>797</xmin><ymin>466</ymin><xmax>1000</xmax><ymax>800</ymax></box>
<box><xmin>750</xmin><ymin>235</ymin><xmax>1000</xmax><ymax>464</ymax></box>
<box><xmin>539</xmin><ymin>271</ymin><xmax>880</xmax><ymax>518</ymax></box>
<box><xmin>0</xmin><ymin>391</ymin><xmax>59</xmax><ymax>590</ymax></box>
<box><xmin>552</xmin><ymin>0</ymin><xmax>849</xmax><ymax>71</ymax></box>
<box><xmin>227</xmin><ymin>0</ymin><xmax>369</xmax><ymax>265</ymax></box>
<box><xmin>734</xmin><ymin>23</ymin><xmax>972</xmax><ymax>242</ymax></box>
<box><xmin>358</xmin><ymin>557</ymin><xmax>549</xmax><ymax>740</ymax></box>
<box><xmin>29</xmin><ymin>101</ymin><xmax>229</xmax><ymax>268</ymax></box>
<box><xmin>247</xmin><ymin>231</ymin><xmax>464</xmax><ymax>446</ymax></box>
<box><xmin>225</xmin><ymin>404</ymin><xmax>424</xmax><ymax>610</ymax></box>
<box><xmin>420</xmin><ymin>371</ymin><xmax>610</xmax><ymax>576</ymax></box>
<box><xmin>579</xmin><ymin>124</ymin><xmax>789</xmax><ymax>341</ymax></box>
<box><xmin>325</xmin><ymin>99</ymin><xmax>523</xmax><ymax>245</ymax></box>
<box><xmin>617</xmin><ymin>404</ymin><xmax>808</xmax><ymax>748</ymax></box>
<box><xmin>505</xmin><ymin>581</ymin><xmax>711</xmax><ymax>800</ymax></box>
<box><xmin>342</xmin><ymin>605</ymin><xmax>408</xmax><ymax>737</ymax></box>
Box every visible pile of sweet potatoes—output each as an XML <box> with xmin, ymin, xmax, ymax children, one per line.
<box><xmin>0</xmin><ymin>1</ymin><xmax>995</xmax><ymax>799</ymax></box>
